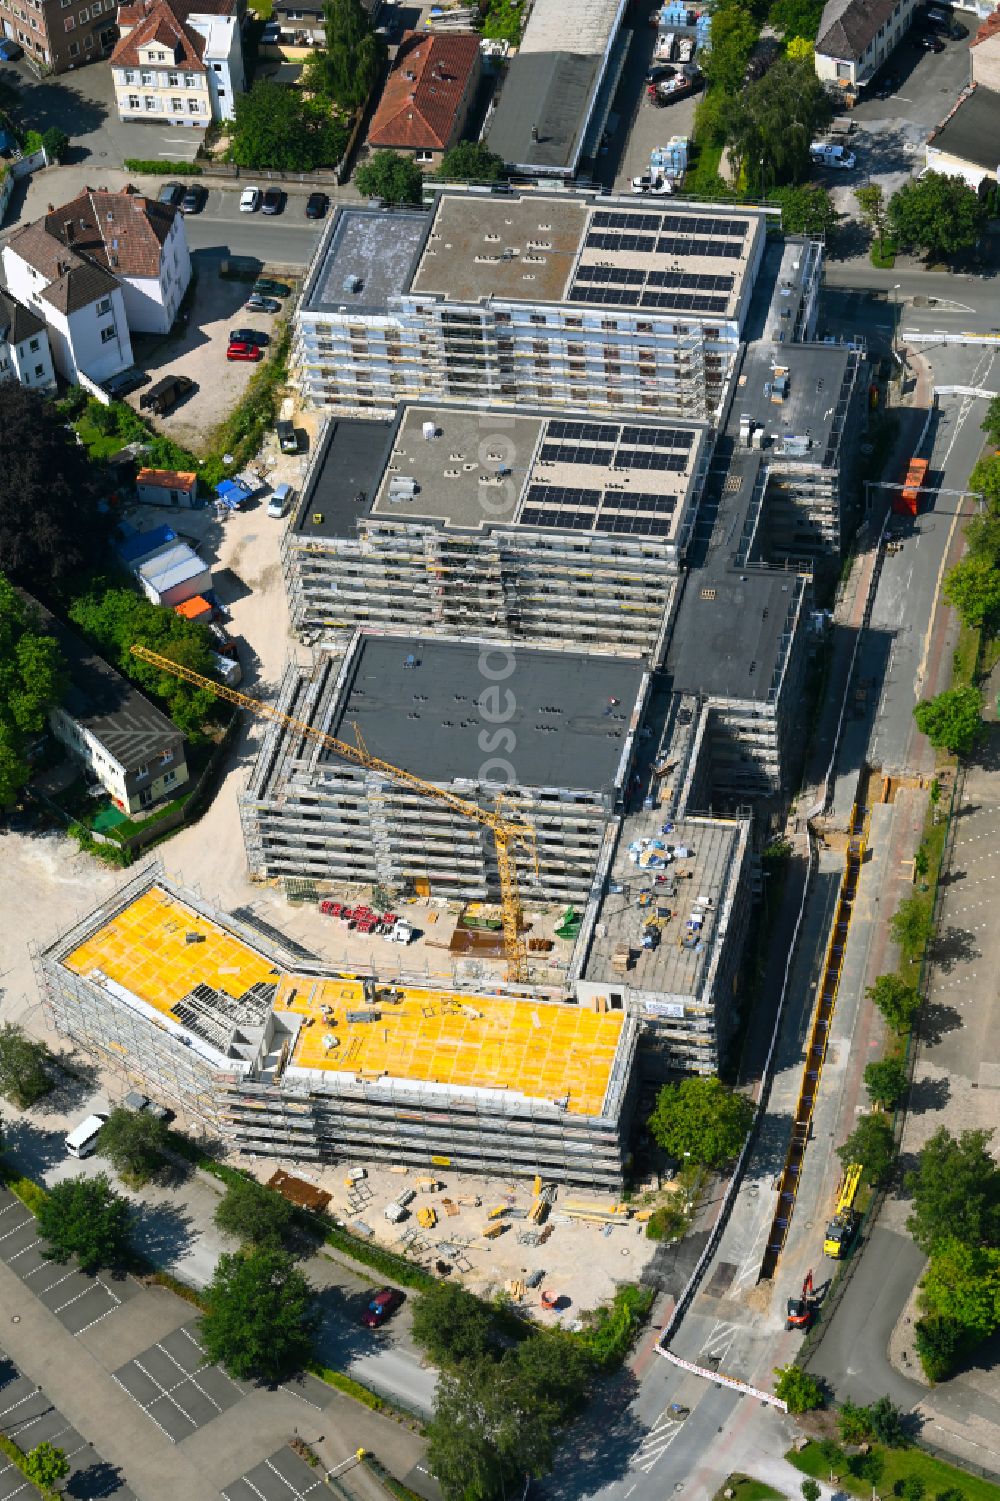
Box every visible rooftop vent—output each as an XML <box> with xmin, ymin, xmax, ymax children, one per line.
<box><xmin>342</xmin><ymin>273</ymin><xmax>363</xmax><ymax>294</ymax></box>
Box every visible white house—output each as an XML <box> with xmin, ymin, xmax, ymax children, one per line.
<box><xmin>814</xmin><ymin>0</ymin><xmax>919</xmax><ymax>92</ymax></box>
<box><xmin>0</xmin><ymin>288</ymin><xmax>56</xmax><ymax>393</ymax></box>
<box><xmin>111</xmin><ymin>0</ymin><xmax>245</xmax><ymax>124</ymax></box>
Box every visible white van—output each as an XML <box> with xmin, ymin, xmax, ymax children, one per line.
<box><xmin>810</xmin><ymin>142</ymin><xmax>856</xmax><ymax>169</ymax></box>
<box><xmin>65</xmin><ymin>1112</ymin><xmax>107</xmax><ymax>1159</ymax></box>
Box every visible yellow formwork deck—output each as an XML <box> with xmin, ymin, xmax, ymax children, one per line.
<box><xmin>63</xmin><ymin>885</ymin><xmax>624</xmax><ymax>1117</ymax></box>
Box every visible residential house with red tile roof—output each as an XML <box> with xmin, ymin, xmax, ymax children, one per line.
<box><xmin>367</xmin><ymin>30</ymin><xmax>481</xmax><ymax>168</ymax></box>
<box><xmin>111</xmin><ymin>0</ymin><xmax>245</xmax><ymax>124</ymax></box>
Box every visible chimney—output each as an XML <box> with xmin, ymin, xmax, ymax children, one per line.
<box><xmin>63</xmin><ymin>219</ymin><xmax>75</xmax><ymax>243</ymax></box>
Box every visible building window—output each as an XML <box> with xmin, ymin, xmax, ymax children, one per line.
<box><xmin>100</xmin><ymin>326</ymin><xmax>116</xmax><ymax>343</ymax></box>
<box><xmin>127</xmin><ymin>91</ymin><xmax>139</xmax><ymax>105</ymax></box>
<box><xmin>415</xmin><ymin>149</ymin><xmax>433</xmax><ymax>162</ymax></box>
<box><xmin>163</xmin><ymin>769</ymin><xmax>177</xmax><ymax>787</ymax></box>
<box><xmin>172</xmin><ymin>96</ymin><xmax>184</xmax><ymax>111</ymax></box>
<box><xmin>63</xmin><ymin>14</ymin><xmax>74</xmax><ymax>27</ymax></box>
<box><xmin>167</xmin><ymin>69</ymin><xmax>179</xmax><ymax>84</ymax></box>
<box><xmin>140</xmin><ymin>68</ymin><xmax>152</xmax><ymax>82</ymax></box>
<box><xmin>187</xmin><ymin>98</ymin><xmax>200</xmax><ymax>112</ymax></box>
<box><xmin>123</xmin><ymin>67</ymin><xmax>136</xmax><ymax>82</ymax></box>
<box><xmin>78</xmin><ymin>6</ymin><xmax>88</xmax><ymax>20</ymax></box>
<box><xmin>29</xmin><ymin>338</ymin><xmax>39</xmax><ymax>352</ymax></box>
<box><xmin>69</xmin><ymin>40</ymin><xmax>79</xmax><ymax>53</ymax></box>
<box><xmin>144</xmin><ymin>93</ymin><xmax>158</xmax><ymax>109</ymax></box>
<box><xmin>96</xmin><ymin>297</ymin><xmax>111</xmax><ymax>314</ymax></box>
<box><xmin>34</xmin><ymin>364</ymin><xmax>44</xmax><ymax>378</ymax></box>
<box><xmin>183</xmin><ymin>71</ymin><xmax>196</xmax><ymax>86</ymax></box>
<box><xmin>212</xmin><ymin>60</ymin><xmax>221</xmax><ymax>70</ymax></box>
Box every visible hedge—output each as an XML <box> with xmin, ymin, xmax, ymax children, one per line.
<box><xmin>124</xmin><ymin>159</ymin><xmax>204</xmax><ymax>175</ymax></box>
<box><xmin>1</xmin><ymin>1169</ymin><xmax>49</xmax><ymax>1216</ymax></box>
<box><xmin>0</xmin><ymin>1435</ymin><xmax>61</xmax><ymax>1501</ymax></box>
<box><xmin>306</xmin><ymin>1362</ymin><xmax>386</xmax><ymax>1410</ymax></box>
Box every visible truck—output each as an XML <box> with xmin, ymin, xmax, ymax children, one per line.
<box><xmin>894</xmin><ymin>456</ymin><xmax>928</xmax><ymax>517</ymax></box>
<box><xmin>823</xmin><ymin>1162</ymin><xmax>863</xmax><ymax>1257</ymax></box>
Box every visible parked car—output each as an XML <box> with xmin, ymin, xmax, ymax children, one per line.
<box><xmin>361</xmin><ymin>1288</ymin><xmax>404</xmax><ymax>1328</ymax></box>
<box><xmin>139</xmin><ymin>373</ymin><xmax>195</xmax><ymax>413</ymax></box>
<box><xmin>245</xmin><ymin>294</ymin><xmax>281</xmax><ymax>314</ymax></box>
<box><xmin>262</xmin><ymin>187</ymin><xmax>284</xmax><ymax>215</ymax></box>
<box><xmin>180</xmin><ymin>183</ymin><xmax>206</xmax><ymax>213</ymax></box>
<box><xmin>229</xmin><ymin>327</ymin><xmax>270</xmax><ymax>347</ymax></box>
<box><xmin>267</xmin><ymin>482</ymin><xmax>295</xmax><ymax>519</ymax></box>
<box><xmin>227</xmin><ymin>341</ymin><xmax>264</xmax><ymax>362</ymax></box>
<box><xmin>240</xmin><ymin>186</ymin><xmax>262</xmax><ymax>213</ymax></box>
<box><xmin>158</xmin><ymin>181</ymin><xmax>185</xmax><ymax>207</ymax></box>
<box><xmin>631</xmin><ymin>174</ymin><xmax>673</xmax><ymax>195</ymax></box>
<box><xmin>253</xmin><ymin>277</ymin><xmax>291</xmax><ymax>297</ymax></box>
<box><xmin>0</xmin><ymin>37</ymin><xmax>24</xmax><ymax>60</ymax></box>
<box><xmin>918</xmin><ymin>31</ymin><xmax>945</xmax><ymax>48</ymax></box>
<box><xmin>123</xmin><ymin>1090</ymin><xmax>173</xmax><ymax>1121</ymax></box>
<box><xmin>260</xmin><ymin>20</ymin><xmax>280</xmax><ymax>43</ymax></box>
<box><xmin>925</xmin><ymin>6</ymin><xmax>950</xmax><ymax>23</ymax></box>
<box><xmin>874</xmin><ymin>70</ymin><xmax>900</xmax><ymax>97</ymax></box>
<box><xmin>949</xmin><ymin>19</ymin><xmax>968</xmax><ymax>37</ymax></box>
<box><xmin>104</xmin><ymin>367</ymin><xmax>148</xmax><ymax>398</ymax></box>
<box><xmin>276</xmin><ymin>418</ymin><xmax>299</xmax><ymax>453</ymax></box>
<box><xmin>645</xmin><ymin>64</ymin><xmax>675</xmax><ymax>83</ymax></box>
<box><xmin>810</xmin><ymin>141</ymin><xmax>856</xmax><ymax>169</ymax></box>
<box><xmin>305</xmin><ymin>192</ymin><xmax>330</xmax><ymax>219</ymax></box>
<box><xmin>208</xmin><ymin>622</ymin><xmax>239</xmax><ymax>660</ymax></box>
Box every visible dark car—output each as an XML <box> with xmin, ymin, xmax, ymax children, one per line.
<box><xmin>0</xmin><ymin>37</ymin><xmax>24</xmax><ymax>60</ymax></box>
<box><xmin>874</xmin><ymin>70</ymin><xmax>900</xmax><ymax>97</ymax></box>
<box><xmin>949</xmin><ymin>19</ymin><xmax>968</xmax><ymax>37</ymax></box>
<box><xmin>140</xmin><ymin>373</ymin><xmax>195</xmax><ymax>413</ymax></box>
<box><xmin>253</xmin><ymin>277</ymin><xmax>292</xmax><ymax>298</ymax></box>
<box><xmin>276</xmin><ymin>418</ymin><xmax>299</xmax><ymax>454</ymax></box>
<box><xmin>305</xmin><ymin>191</ymin><xmax>329</xmax><ymax>219</ymax></box>
<box><xmin>180</xmin><ymin>183</ymin><xmax>206</xmax><ymax>213</ymax></box>
<box><xmin>158</xmin><ymin>181</ymin><xmax>185</xmax><ymax>207</ymax></box>
<box><xmin>919</xmin><ymin>31</ymin><xmax>945</xmax><ymax>48</ymax></box>
<box><xmin>361</xmin><ymin>1288</ymin><xmax>404</xmax><ymax>1329</ymax></box>
<box><xmin>229</xmin><ymin>327</ymin><xmax>270</xmax><ymax>347</ymax></box>
<box><xmin>104</xmin><ymin>367</ymin><xmax>149</xmax><ymax>399</ymax></box>
<box><xmin>245</xmin><ymin>294</ymin><xmax>281</xmax><ymax>314</ymax></box>
<box><xmin>645</xmin><ymin>64</ymin><xmax>675</xmax><ymax>83</ymax></box>
<box><xmin>261</xmin><ymin>186</ymin><xmax>285</xmax><ymax>215</ymax></box>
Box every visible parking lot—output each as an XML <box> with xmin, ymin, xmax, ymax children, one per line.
<box><xmin>0</xmin><ymin>1350</ymin><xmax>136</xmax><ymax>1501</ymax></box>
<box><xmin>0</xmin><ymin>1188</ymin><xmax>138</xmax><ymax>1336</ymax></box>
<box><xmin>223</xmin><ymin>1446</ymin><xmax>329</xmax><ymax>1501</ymax></box>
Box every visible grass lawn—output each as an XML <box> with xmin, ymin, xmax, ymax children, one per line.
<box><xmin>788</xmin><ymin>1440</ymin><xmax>1000</xmax><ymax>1500</ymax></box>
<box><xmin>713</xmin><ymin>1476</ymin><xmax>785</xmax><ymax>1501</ymax></box>
<box><xmin>76</xmin><ymin>417</ymin><xmax>128</xmax><ymax>459</ymax></box>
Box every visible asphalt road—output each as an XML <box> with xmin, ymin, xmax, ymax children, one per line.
<box><xmin>180</xmin><ymin>191</ymin><xmax>327</xmax><ymax>267</ymax></box>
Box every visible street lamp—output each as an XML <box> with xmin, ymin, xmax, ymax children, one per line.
<box><xmin>891</xmin><ymin>282</ymin><xmax>901</xmax><ymax>358</ymax></box>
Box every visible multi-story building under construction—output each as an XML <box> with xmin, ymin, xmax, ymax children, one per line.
<box><xmin>282</xmin><ymin>400</ymin><xmax>708</xmax><ymax>655</ymax></box>
<box><xmin>292</xmin><ymin>192</ymin><xmax>771</xmax><ymax>424</ymax></box>
<box><xmin>240</xmin><ymin>629</ymin><xmax>649</xmax><ymax>904</ymax></box>
<box><xmin>37</xmin><ymin>868</ymin><xmax>639</xmax><ymax>1189</ymax></box>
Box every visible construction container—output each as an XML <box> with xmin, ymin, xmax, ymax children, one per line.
<box><xmin>416</xmin><ymin>1177</ymin><xmax>442</xmax><ymax>1193</ymax></box>
<box><xmin>894</xmin><ymin>456</ymin><xmax>928</xmax><ymax>517</ymax></box>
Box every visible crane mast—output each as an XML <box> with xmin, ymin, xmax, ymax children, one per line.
<box><xmin>130</xmin><ymin>646</ymin><xmax>536</xmax><ymax>982</ymax></box>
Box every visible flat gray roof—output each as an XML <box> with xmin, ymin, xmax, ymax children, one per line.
<box><xmin>667</xmin><ymin>567</ymin><xmax>805</xmax><ymax>706</ymax></box>
<box><xmin>302</xmin><ymin>206</ymin><xmax>429</xmax><ymax>315</ymax></box>
<box><xmin>519</xmin><ymin>0</ymin><xmax>623</xmax><ymax>54</ymax></box>
<box><xmin>730</xmin><ymin>340</ymin><xmax>851</xmax><ymax>463</ymax></box>
<box><xmin>293</xmin><ymin>416</ymin><xmax>396</xmax><ymax>541</ymax></box>
<box><xmin>927</xmin><ymin>86</ymin><xmax>1000</xmax><ymax>174</ymax></box>
<box><xmin>583</xmin><ymin>811</ymin><xmax>745</xmax><ymax>1003</ymax></box>
<box><xmin>485</xmin><ymin>52</ymin><xmax>602</xmax><ymax>174</ymax></box>
<box><xmin>323</xmin><ymin>633</ymin><xmax>647</xmax><ymax>792</ymax></box>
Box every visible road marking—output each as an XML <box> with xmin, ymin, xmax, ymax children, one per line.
<box><xmin>634</xmin><ymin>1416</ymin><xmax>685</xmax><ymax>1473</ymax></box>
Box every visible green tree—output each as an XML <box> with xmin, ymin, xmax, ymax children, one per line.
<box><xmin>863</xmin><ymin>1056</ymin><xmax>909</xmax><ymax>1109</ymax></box>
<box><xmin>427</xmin><ymin>1354</ymin><xmax>561</xmax><ymax>1501</ymax></box>
<box><xmin>914</xmin><ymin>1313</ymin><xmax>967</xmax><ymax>1383</ymax></box>
<box><xmin>838</xmin><ymin>1397</ymin><xmax>874</xmax><ymax>1444</ymax></box>
<box><xmin>769</xmin><ymin>183</ymin><xmax>836</xmax><ymax>234</ymax></box>
<box><xmin>40</xmin><ymin>127</ymin><xmax>69</xmax><ymax>163</ymax></box>
<box><xmin>801</xmin><ymin>1481</ymin><xmax>821</xmax><ymax>1501</ymax></box>
<box><xmin>0</xmin><ymin>573</ymin><xmax>68</xmax><ymax>807</ymax></box>
<box><xmin>773</xmin><ymin>1364</ymin><xmax>822</xmax><ymax>1412</ymax></box>
<box><xmin>411</xmin><ymin>1280</ymin><xmax>494</xmax><ymax>1369</ymax></box>
<box><xmin>67</xmin><ymin>583</ymin><xmax>220</xmax><ymax>740</ymax></box>
<box><xmin>943</xmin><ymin>556</ymin><xmax>1000</xmax><ymax>629</ymax></box>
<box><xmin>981</xmin><ymin>394</ymin><xmax>1000</xmax><ymax>446</ymax></box>
<box><xmin>703</xmin><ymin>5</ymin><xmax>759</xmax><ymax>93</ymax></box>
<box><xmin>888</xmin><ymin>172</ymin><xmax>986</xmax><ymax>260</ymax></box>
<box><xmin>919</xmin><ymin>1239</ymin><xmax>1000</xmax><ymax>1339</ymax></box>
<box><xmin>438</xmin><ymin>141</ymin><xmax>506</xmax><ymax>183</ymax></box>
<box><xmin>647</xmin><ymin>1076</ymin><xmax>754</xmax><ymax>1167</ymax></box>
<box><xmin>37</xmin><ymin>1174</ymin><xmax>131</xmax><ymax>1273</ymax></box>
<box><xmin>514</xmin><ymin>1326</ymin><xmax>593</xmax><ymax>1421</ymax></box>
<box><xmin>355</xmin><ymin>150</ymin><xmax>425</xmax><ymax>205</ymax></box>
<box><xmin>23</xmin><ymin>1441</ymin><xmax>69</xmax><ymax>1489</ymax></box>
<box><xmin>889</xmin><ymin>893</ymin><xmax>934</xmax><ymax>960</ymax></box>
<box><xmin>905</xmin><ymin>1128</ymin><xmax>1000</xmax><ymax>1254</ymax></box>
<box><xmin>868</xmin><ymin>1394</ymin><xmax>907</xmax><ymax>1447</ymax></box>
<box><xmin>913</xmin><ymin>685</ymin><xmax>984</xmax><ymax>758</ymax></box>
<box><xmin>231</xmin><ymin>81</ymin><xmax>348</xmax><ymax>171</ymax></box>
<box><xmin>307</xmin><ymin>0</ymin><xmax>385</xmax><ymax>111</ymax></box>
<box><xmin>866</xmin><ymin>973</ymin><xmax>921</xmax><ymax>1032</ymax></box>
<box><xmin>970</xmin><ymin>454</ymin><xmax>1000</xmax><ymax>509</ymax></box>
<box><xmin>199</xmin><ymin>1247</ymin><xmax>317</xmax><ymax>1382</ymax></box>
<box><xmin>723</xmin><ymin>56</ymin><xmax>832</xmax><ymax>185</ymax></box>
<box><xmin>786</xmin><ymin>35</ymin><xmax>814</xmax><ymax>60</ymax></box>
<box><xmin>214</xmin><ymin>1175</ymin><xmax>295</xmax><ymax>1249</ymax></box>
<box><xmin>769</xmin><ymin>0</ymin><xmax>824</xmax><ymax>39</ymax></box>
<box><xmin>96</xmin><ymin>1106</ymin><xmax>170</xmax><ymax>1186</ymax></box>
<box><xmin>0</xmin><ymin>384</ymin><xmax>110</xmax><ymax>591</ymax></box>
<box><xmin>481</xmin><ymin>0</ymin><xmax>524</xmax><ymax>44</ymax></box>
<box><xmin>963</xmin><ymin>512</ymin><xmax>1000</xmax><ymax>565</ymax></box>
<box><xmin>896</xmin><ymin>1479</ymin><xmax>925</xmax><ymax>1501</ymax></box>
<box><xmin>838</xmin><ymin>1112</ymin><xmax>895</xmax><ymax>1185</ymax></box>
<box><xmin>0</xmin><ymin>1022</ymin><xmax>52</xmax><ymax>1108</ymax></box>
<box><xmin>856</xmin><ymin>182</ymin><xmax>889</xmax><ymax>245</ymax></box>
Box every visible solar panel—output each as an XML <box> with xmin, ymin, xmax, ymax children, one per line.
<box><xmin>539</xmin><ymin>443</ymin><xmax>615</xmax><ymax>466</ymax></box>
<box><xmin>521</xmin><ymin>507</ymin><xmax>598</xmax><ymax>531</ymax></box>
<box><xmin>639</xmin><ymin>291</ymin><xmax>729</xmax><ymax>314</ymax></box>
<box><xmin>544</xmin><ymin>421</ymin><xmax>618</xmax><ymax>443</ymax></box>
<box><xmin>600</xmin><ymin>515</ymin><xmax>675</xmax><ymax>537</ymax></box>
<box><xmin>613</xmin><ymin>449</ymin><xmax>688</xmax><ymax>472</ymax></box>
<box><xmin>600</xmin><ymin>492</ymin><xmax>677</xmax><ymax>514</ymax></box>
<box><xmin>620</xmin><ymin>426</ymin><xmax>694</xmax><ymax>449</ymax></box>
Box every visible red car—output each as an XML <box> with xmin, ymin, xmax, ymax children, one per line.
<box><xmin>227</xmin><ymin>341</ymin><xmax>264</xmax><ymax>362</ymax></box>
<box><xmin>361</xmin><ymin>1287</ymin><xmax>404</xmax><ymax>1328</ymax></box>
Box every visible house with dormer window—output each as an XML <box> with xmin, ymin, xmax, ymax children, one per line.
<box><xmin>111</xmin><ymin>0</ymin><xmax>244</xmax><ymax>123</ymax></box>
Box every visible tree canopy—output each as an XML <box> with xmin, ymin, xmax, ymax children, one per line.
<box><xmin>213</xmin><ymin>1175</ymin><xmax>296</xmax><ymax>1249</ymax></box>
<box><xmin>723</xmin><ymin>56</ymin><xmax>832</xmax><ymax>185</ymax></box>
<box><xmin>942</xmin><ymin>555</ymin><xmax>1000</xmax><ymax>630</ymax></box>
<box><xmin>866</xmin><ymin>973</ymin><xmax>921</xmax><ymax>1034</ymax></box>
<box><xmin>0</xmin><ymin>384</ymin><xmax>109</xmax><ymax>591</ymax></box>
<box><xmin>837</xmin><ymin>1112</ymin><xmax>895</xmax><ymax>1185</ymax></box>
<box><xmin>0</xmin><ymin>577</ymin><xmax>67</xmax><ymax>806</ymax></box>
<box><xmin>768</xmin><ymin>0</ymin><xmax>824</xmax><ymax>38</ymax></box>
<box><xmin>863</xmin><ymin>1056</ymin><xmax>909</xmax><ymax>1109</ymax></box>
<box><xmin>982</xmin><ymin>395</ymin><xmax>1000</xmax><ymax>447</ymax></box>
<box><xmin>355</xmin><ymin>150</ymin><xmax>425</xmax><ymax>205</ymax></box>
<box><xmin>770</xmin><ymin>183</ymin><xmax>836</xmax><ymax>235</ymax></box>
<box><xmin>67</xmin><ymin>583</ymin><xmax>221</xmax><ymax>739</ymax></box>
<box><xmin>648</xmin><ymin>1076</ymin><xmax>754</xmax><ymax>1166</ymax></box>
<box><xmin>231</xmin><ymin>80</ymin><xmax>349</xmax><ymax>171</ymax></box>
<box><xmin>888</xmin><ymin>172</ymin><xmax>986</xmax><ymax>260</ymax></box>
<box><xmin>889</xmin><ymin>893</ymin><xmax>934</xmax><ymax>961</ymax></box>
<box><xmin>96</xmin><ymin>1107</ymin><xmax>170</xmax><ymax>1186</ymax></box>
<box><xmin>437</xmin><ymin>141</ymin><xmax>506</xmax><ymax>183</ymax></box>
<box><xmin>913</xmin><ymin>685</ymin><xmax>984</xmax><ymax>758</ymax></box>
<box><xmin>919</xmin><ymin>1237</ymin><xmax>1000</xmax><ymax>1341</ymax></box>
<box><xmin>307</xmin><ymin>0</ymin><xmax>385</xmax><ymax>111</ymax></box>
<box><xmin>773</xmin><ymin>1364</ymin><xmax>822</xmax><ymax>1411</ymax></box>
<box><xmin>411</xmin><ymin>1280</ymin><xmax>495</xmax><ymax>1369</ymax></box>
<box><xmin>970</xmin><ymin>454</ymin><xmax>1000</xmax><ymax>509</ymax></box>
<box><xmin>703</xmin><ymin>5</ymin><xmax>760</xmax><ymax>94</ymax></box>
<box><xmin>199</xmin><ymin>1247</ymin><xmax>317</xmax><ymax>1382</ymax></box>
<box><xmin>905</xmin><ymin>1128</ymin><xmax>1000</xmax><ymax>1254</ymax></box>
<box><xmin>37</xmin><ymin>1174</ymin><xmax>131</xmax><ymax>1273</ymax></box>
<box><xmin>0</xmin><ymin>1022</ymin><xmax>52</xmax><ymax>1108</ymax></box>
<box><xmin>23</xmin><ymin>1442</ymin><xmax>69</xmax><ymax>1491</ymax></box>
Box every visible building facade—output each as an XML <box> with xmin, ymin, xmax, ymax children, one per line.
<box><xmin>111</xmin><ymin>0</ymin><xmax>244</xmax><ymax>125</ymax></box>
<box><xmin>2</xmin><ymin>226</ymin><xmax>132</xmax><ymax>383</ymax></box>
<box><xmin>0</xmin><ymin>288</ymin><xmax>56</xmax><ymax>391</ymax></box>
<box><xmin>0</xmin><ymin>0</ymin><xmax>117</xmax><ymax>74</ymax></box>
<box><xmin>814</xmin><ymin>0</ymin><xmax>919</xmax><ymax>90</ymax></box>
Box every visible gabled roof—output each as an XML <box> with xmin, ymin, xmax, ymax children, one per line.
<box><xmin>43</xmin><ymin>186</ymin><xmax>177</xmax><ymax>281</ymax></box>
<box><xmin>117</xmin><ymin>0</ymin><xmax>234</xmax><ymax>27</ymax></box>
<box><xmin>816</xmin><ymin>0</ymin><xmax>896</xmax><ymax>60</ymax></box>
<box><xmin>0</xmin><ymin>287</ymin><xmax>45</xmax><ymax>346</ymax></box>
<box><xmin>5</xmin><ymin>221</ymin><xmax>119</xmax><ymax>315</ymax></box>
<box><xmin>111</xmin><ymin>0</ymin><xmax>206</xmax><ymax>71</ymax></box>
<box><xmin>971</xmin><ymin>10</ymin><xmax>1000</xmax><ymax>47</ymax></box>
<box><xmin>368</xmin><ymin>29</ymin><xmax>480</xmax><ymax>152</ymax></box>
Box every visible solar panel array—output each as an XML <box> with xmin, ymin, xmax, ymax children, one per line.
<box><xmin>569</xmin><ymin>208</ymin><xmax>751</xmax><ymax>316</ymax></box>
<box><xmin>516</xmin><ymin>419</ymin><xmax>693</xmax><ymax>538</ymax></box>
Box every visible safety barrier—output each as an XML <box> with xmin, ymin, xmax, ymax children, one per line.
<box><xmin>758</xmin><ymin>802</ymin><xmax>869</xmax><ymax>1281</ymax></box>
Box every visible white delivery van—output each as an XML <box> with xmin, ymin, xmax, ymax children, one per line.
<box><xmin>66</xmin><ymin>1112</ymin><xmax>107</xmax><ymax>1158</ymax></box>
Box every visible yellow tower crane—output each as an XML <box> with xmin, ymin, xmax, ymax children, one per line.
<box><xmin>130</xmin><ymin>646</ymin><xmax>538</xmax><ymax>983</ymax></box>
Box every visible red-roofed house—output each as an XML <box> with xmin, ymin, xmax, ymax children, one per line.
<box><xmin>111</xmin><ymin>0</ymin><xmax>245</xmax><ymax>124</ymax></box>
<box><xmin>137</xmin><ymin>468</ymin><xmax>199</xmax><ymax>507</ymax></box>
<box><xmin>367</xmin><ymin>30</ymin><xmax>481</xmax><ymax>168</ymax></box>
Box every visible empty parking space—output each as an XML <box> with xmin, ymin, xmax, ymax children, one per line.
<box><xmin>0</xmin><ymin>1350</ymin><xmax>136</xmax><ymax>1501</ymax></box>
<box><xmin>223</xmin><ymin>1445</ymin><xmax>327</xmax><ymax>1501</ymax></box>
<box><xmin>113</xmin><ymin>1323</ymin><xmax>250</xmax><ymax>1444</ymax></box>
<box><xmin>0</xmin><ymin>1188</ymin><xmax>137</xmax><ymax>1336</ymax></box>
